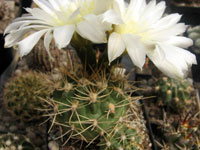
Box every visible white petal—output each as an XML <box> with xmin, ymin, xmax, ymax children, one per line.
<box><xmin>101</xmin><ymin>10</ymin><xmax>124</xmax><ymax>25</ymax></box>
<box><xmin>94</xmin><ymin>0</ymin><xmax>112</xmax><ymax>14</ymax></box>
<box><xmin>122</xmin><ymin>34</ymin><xmax>146</xmax><ymax>69</ymax></box>
<box><xmin>151</xmin><ymin>13</ymin><xmax>182</xmax><ymax>29</ymax></box>
<box><xmin>140</xmin><ymin>1</ymin><xmax>166</xmax><ymax>24</ymax></box>
<box><xmin>147</xmin><ymin>44</ymin><xmax>197</xmax><ymax>79</ymax></box>
<box><xmin>25</xmin><ymin>8</ymin><xmax>56</xmax><ymax>25</ymax></box>
<box><xmin>113</xmin><ymin>0</ymin><xmax>126</xmax><ymax>16</ymax></box>
<box><xmin>48</xmin><ymin>0</ymin><xmax>61</xmax><ymax>11</ymax></box>
<box><xmin>77</xmin><ymin>15</ymin><xmax>107</xmax><ymax>43</ymax></box>
<box><xmin>18</xmin><ymin>30</ymin><xmax>47</xmax><ymax>57</ymax></box>
<box><xmin>151</xmin><ymin>23</ymin><xmax>187</xmax><ymax>41</ymax></box>
<box><xmin>69</xmin><ymin>8</ymin><xmax>80</xmax><ymax>20</ymax></box>
<box><xmin>126</xmin><ymin>0</ymin><xmax>146</xmax><ymax>21</ymax></box>
<box><xmin>4</xmin><ymin>21</ymin><xmax>26</xmax><ymax>35</ymax></box>
<box><xmin>4</xmin><ymin>29</ymin><xmax>31</xmax><ymax>47</ymax></box>
<box><xmin>161</xmin><ymin>44</ymin><xmax>197</xmax><ymax>66</ymax></box>
<box><xmin>53</xmin><ymin>25</ymin><xmax>75</xmax><ymax>49</ymax></box>
<box><xmin>108</xmin><ymin>32</ymin><xmax>125</xmax><ymax>64</ymax></box>
<box><xmin>44</xmin><ymin>30</ymin><xmax>53</xmax><ymax>56</ymax></box>
<box><xmin>165</xmin><ymin>36</ymin><xmax>193</xmax><ymax>48</ymax></box>
<box><xmin>33</xmin><ymin>0</ymin><xmax>54</xmax><ymax>15</ymax></box>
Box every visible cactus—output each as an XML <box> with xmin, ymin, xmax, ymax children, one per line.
<box><xmin>154</xmin><ymin>77</ymin><xmax>193</xmax><ymax>112</ymax></box>
<box><xmin>3</xmin><ymin>71</ymin><xmax>54</xmax><ymax>122</ymax></box>
<box><xmin>187</xmin><ymin>26</ymin><xmax>200</xmax><ymax>54</ymax></box>
<box><xmin>0</xmin><ymin>133</ymin><xmax>35</xmax><ymax>150</ymax></box>
<box><xmin>46</xmin><ymin>66</ymin><xmax>150</xmax><ymax>150</ymax></box>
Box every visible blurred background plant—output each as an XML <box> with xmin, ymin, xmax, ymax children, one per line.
<box><xmin>3</xmin><ymin>71</ymin><xmax>54</xmax><ymax>122</ymax></box>
<box><xmin>0</xmin><ymin>0</ymin><xmax>7</xmax><ymax>20</ymax></box>
<box><xmin>0</xmin><ymin>133</ymin><xmax>35</xmax><ymax>150</ymax></box>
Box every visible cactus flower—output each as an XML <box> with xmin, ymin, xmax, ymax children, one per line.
<box><xmin>4</xmin><ymin>0</ymin><xmax>120</xmax><ymax>57</ymax></box>
<box><xmin>108</xmin><ymin>0</ymin><xmax>197</xmax><ymax>79</ymax></box>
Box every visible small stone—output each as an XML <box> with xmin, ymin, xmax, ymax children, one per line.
<box><xmin>9</xmin><ymin>125</ymin><xmax>17</xmax><ymax>132</ymax></box>
<box><xmin>14</xmin><ymin>69</ymin><xmax>22</xmax><ymax>76</ymax></box>
<box><xmin>48</xmin><ymin>141</ymin><xmax>59</xmax><ymax>150</ymax></box>
<box><xmin>148</xmin><ymin>79</ymin><xmax>154</xmax><ymax>86</ymax></box>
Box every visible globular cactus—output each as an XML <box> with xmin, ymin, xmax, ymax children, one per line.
<box><xmin>187</xmin><ymin>26</ymin><xmax>200</xmax><ymax>53</ymax></box>
<box><xmin>3</xmin><ymin>71</ymin><xmax>54</xmax><ymax>122</ymax></box>
<box><xmin>0</xmin><ymin>133</ymin><xmax>35</xmax><ymax>150</ymax></box>
<box><xmin>47</xmin><ymin>66</ymin><xmax>151</xmax><ymax>150</ymax></box>
<box><xmin>154</xmin><ymin>77</ymin><xmax>193</xmax><ymax>112</ymax></box>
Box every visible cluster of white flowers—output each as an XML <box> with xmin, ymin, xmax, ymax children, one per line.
<box><xmin>4</xmin><ymin>0</ymin><xmax>197</xmax><ymax>79</ymax></box>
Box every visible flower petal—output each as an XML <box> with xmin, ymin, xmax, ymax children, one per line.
<box><xmin>4</xmin><ymin>29</ymin><xmax>31</xmax><ymax>47</ymax></box>
<box><xmin>18</xmin><ymin>30</ymin><xmax>47</xmax><ymax>57</ymax></box>
<box><xmin>122</xmin><ymin>34</ymin><xmax>146</xmax><ymax>69</ymax></box>
<box><xmin>77</xmin><ymin>14</ymin><xmax>107</xmax><ymax>43</ymax></box>
<box><xmin>44</xmin><ymin>30</ymin><xmax>53</xmax><ymax>56</ymax></box>
<box><xmin>140</xmin><ymin>0</ymin><xmax>166</xmax><ymax>24</ymax></box>
<box><xmin>152</xmin><ymin>13</ymin><xmax>182</xmax><ymax>29</ymax></box>
<box><xmin>25</xmin><ymin>8</ymin><xmax>56</xmax><ymax>25</ymax></box>
<box><xmin>147</xmin><ymin>44</ymin><xmax>197</xmax><ymax>79</ymax></box>
<box><xmin>48</xmin><ymin>0</ymin><xmax>61</xmax><ymax>11</ymax></box>
<box><xmin>4</xmin><ymin>21</ymin><xmax>26</xmax><ymax>35</ymax></box>
<box><xmin>101</xmin><ymin>9</ymin><xmax>124</xmax><ymax>25</ymax></box>
<box><xmin>165</xmin><ymin>36</ymin><xmax>193</xmax><ymax>48</ymax></box>
<box><xmin>53</xmin><ymin>25</ymin><xmax>75</xmax><ymax>49</ymax></box>
<box><xmin>151</xmin><ymin>23</ymin><xmax>187</xmax><ymax>41</ymax></box>
<box><xmin>113</xmin><ymin>0</ymin><xmax>126</xmax><ymax>16</ymax></box>
<box><xmin>94</xmin><ymin>0</ymin><xmax>112</xmax><ymax>14</ymax></box>
<box><xmin>33</xmin><ymin>0</ymin><xmax>54</xmax><ymax>15</ymax></box>
<box><xmin>126</xmin><ymin>0</ymin><xmax>146</xmax><ymax>21</ymax></box>
<box><xmin>108</xmin><ymin>32</ymin><xmax>125</xmax><ymax>64</ymax></box>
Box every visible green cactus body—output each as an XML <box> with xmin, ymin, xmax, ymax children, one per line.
<box><xmin>155</xmin><ymin>77</ymin><xmax>192</xmax><ymax>112</ymax></box>
<box><xmin>47</xmin><ymin>67</ymin><xmax>149</xmax><ymax>150</ymax></box>
<box><xmin>0</xmin><ymin>133</ymin><xmax>35</xmax><ymax>150</ymax></box>
<box><xmin>4</xmin><ymin>71</ymin><xmax>54</xmax><ymax>122</ymax></box>
<box><xmin>187</xmin><ymin>25</ymin><xmax>200</xmax><ymax>54</ymax></box>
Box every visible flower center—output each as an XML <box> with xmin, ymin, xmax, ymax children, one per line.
<box><xmin>114</xmin><ymin>19</ymin><xmax>151</xmax><ymax>40</ymax></box>
<box><xmin>53</xmin><ymin>0</ymin><xmax>95</xmax><ymax>26</ymax></box>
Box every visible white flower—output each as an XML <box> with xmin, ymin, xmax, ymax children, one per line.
<box><xmin>108</xmin><ymin>0</ymin><xmax>197</xmax><ymax>79</ymax></box>
<box><xmin>4</xmin><ymin>0</ymin><xmax>121</xmax><ymax>57</ymax></box>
